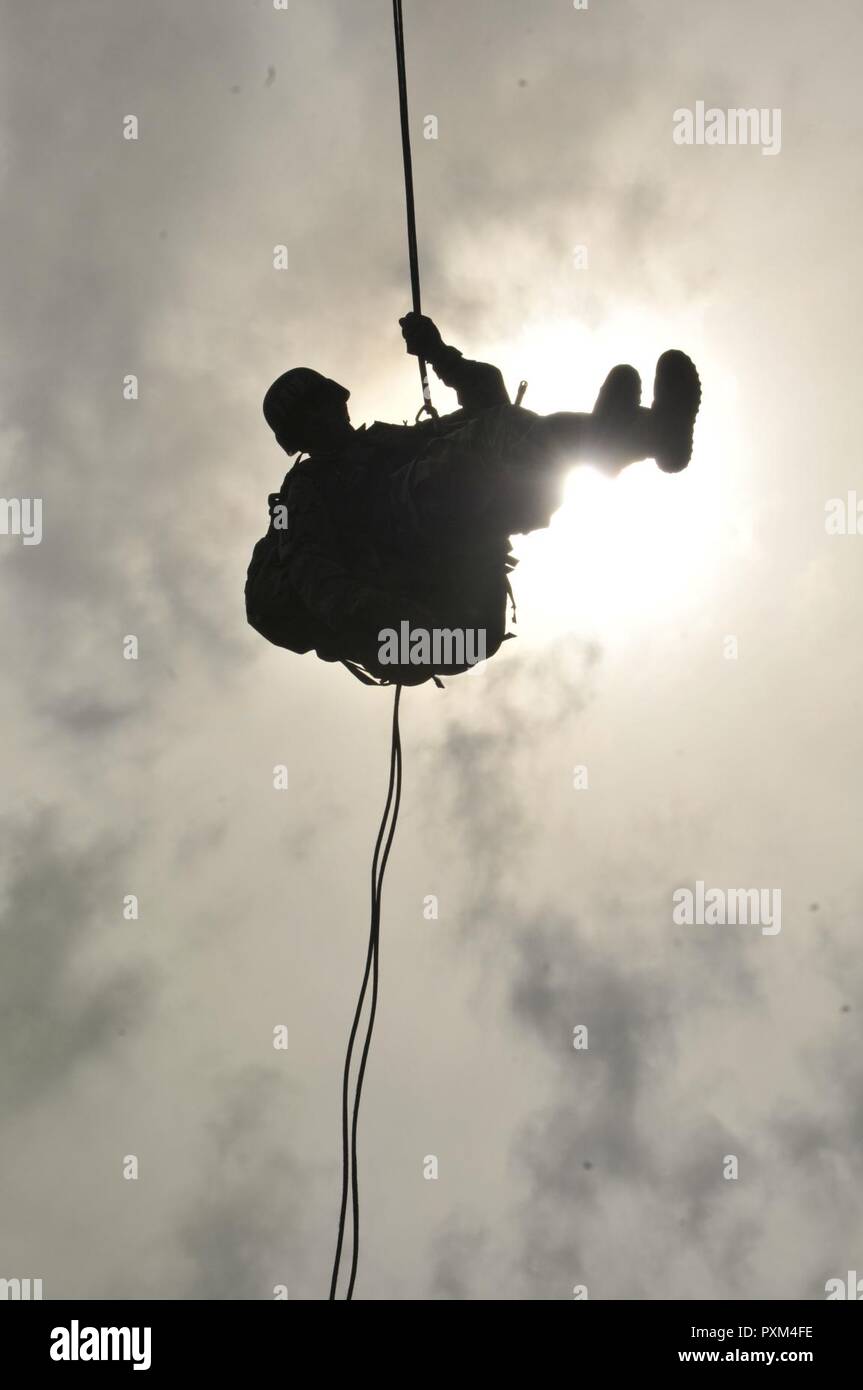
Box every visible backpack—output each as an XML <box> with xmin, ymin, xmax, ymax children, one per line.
<box><xmin>245</xmin><ymin>487</ymin><xmax>517</xmax><ymax>686</ymax></box>
<box><xmin>244</xmin><ymin>492</ymin><xmax>331</xmax><ymax>657</ymax></box>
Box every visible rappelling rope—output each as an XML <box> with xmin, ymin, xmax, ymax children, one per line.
<box><xmin>393</xmin><ymin>0</ymin><xmax>438</xmax><ymax>422</ymax></box>
<box><xmin>329</xmin><ymin>0</ymin><xmax>429</xmax><ymax>1301</ymax></box>
<box><xmin>329</xmin><ymin>685</ymin><xmax>403</xmax><ymax>1300</ymax></box>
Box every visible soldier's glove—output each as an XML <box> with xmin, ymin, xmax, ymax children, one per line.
<box><xmin>399</xmin><ymin>312</ymin><xmax>444</xmax><ymax>360</ymax></box>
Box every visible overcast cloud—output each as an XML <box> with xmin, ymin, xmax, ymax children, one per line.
<box><xmin>1</xmin><ymin>0</ymin><xmax>861</xmax><ymax>1300</ymax></box>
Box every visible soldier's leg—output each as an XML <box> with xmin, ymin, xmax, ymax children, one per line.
<box><xmin>391</xmin><ymin>351</ymin><xmax>700</xmax><ymax>547</ymax></box>
<box><xmin>535</xmin><ymin>351</ymin><xmax>701</xmax><ymax>477</ymax></box>
<box><xmin>540</xmin><ymin>362</ymin><xmax>648</xmax><ymax>473</ymax></box>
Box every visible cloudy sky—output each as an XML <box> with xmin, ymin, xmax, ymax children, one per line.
<box><xmin>1</xmin><ymin>0</ymin><xmax>861</xmax><ymax>1301</ymax></box>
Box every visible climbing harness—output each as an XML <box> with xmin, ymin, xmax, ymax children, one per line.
<box><xmin>341</xmin><ymin>658</ymin><xmax>445</xmax><ymax>690</ymax></box>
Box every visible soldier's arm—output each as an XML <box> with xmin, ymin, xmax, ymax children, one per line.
<box><xmin>400</xmin><ymin>311</ymin><xmax>510</xmax><ymax>412</ymax></box>
<box><xmin>428</xmin><ymin>343</ymin><xmax>510</xmax><ymax>411</ymax></box>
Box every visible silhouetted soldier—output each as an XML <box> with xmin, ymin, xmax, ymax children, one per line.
<box><xmin>246</xmin><ymin>313</ymin><xmax>700</xmax><ymax>683</ymax></box>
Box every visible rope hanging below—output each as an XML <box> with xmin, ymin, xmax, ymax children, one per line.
<box><xmin>329</xmin><ymin>686</ymin><xmax>403</xmax><ymax>1300</ymax></box>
